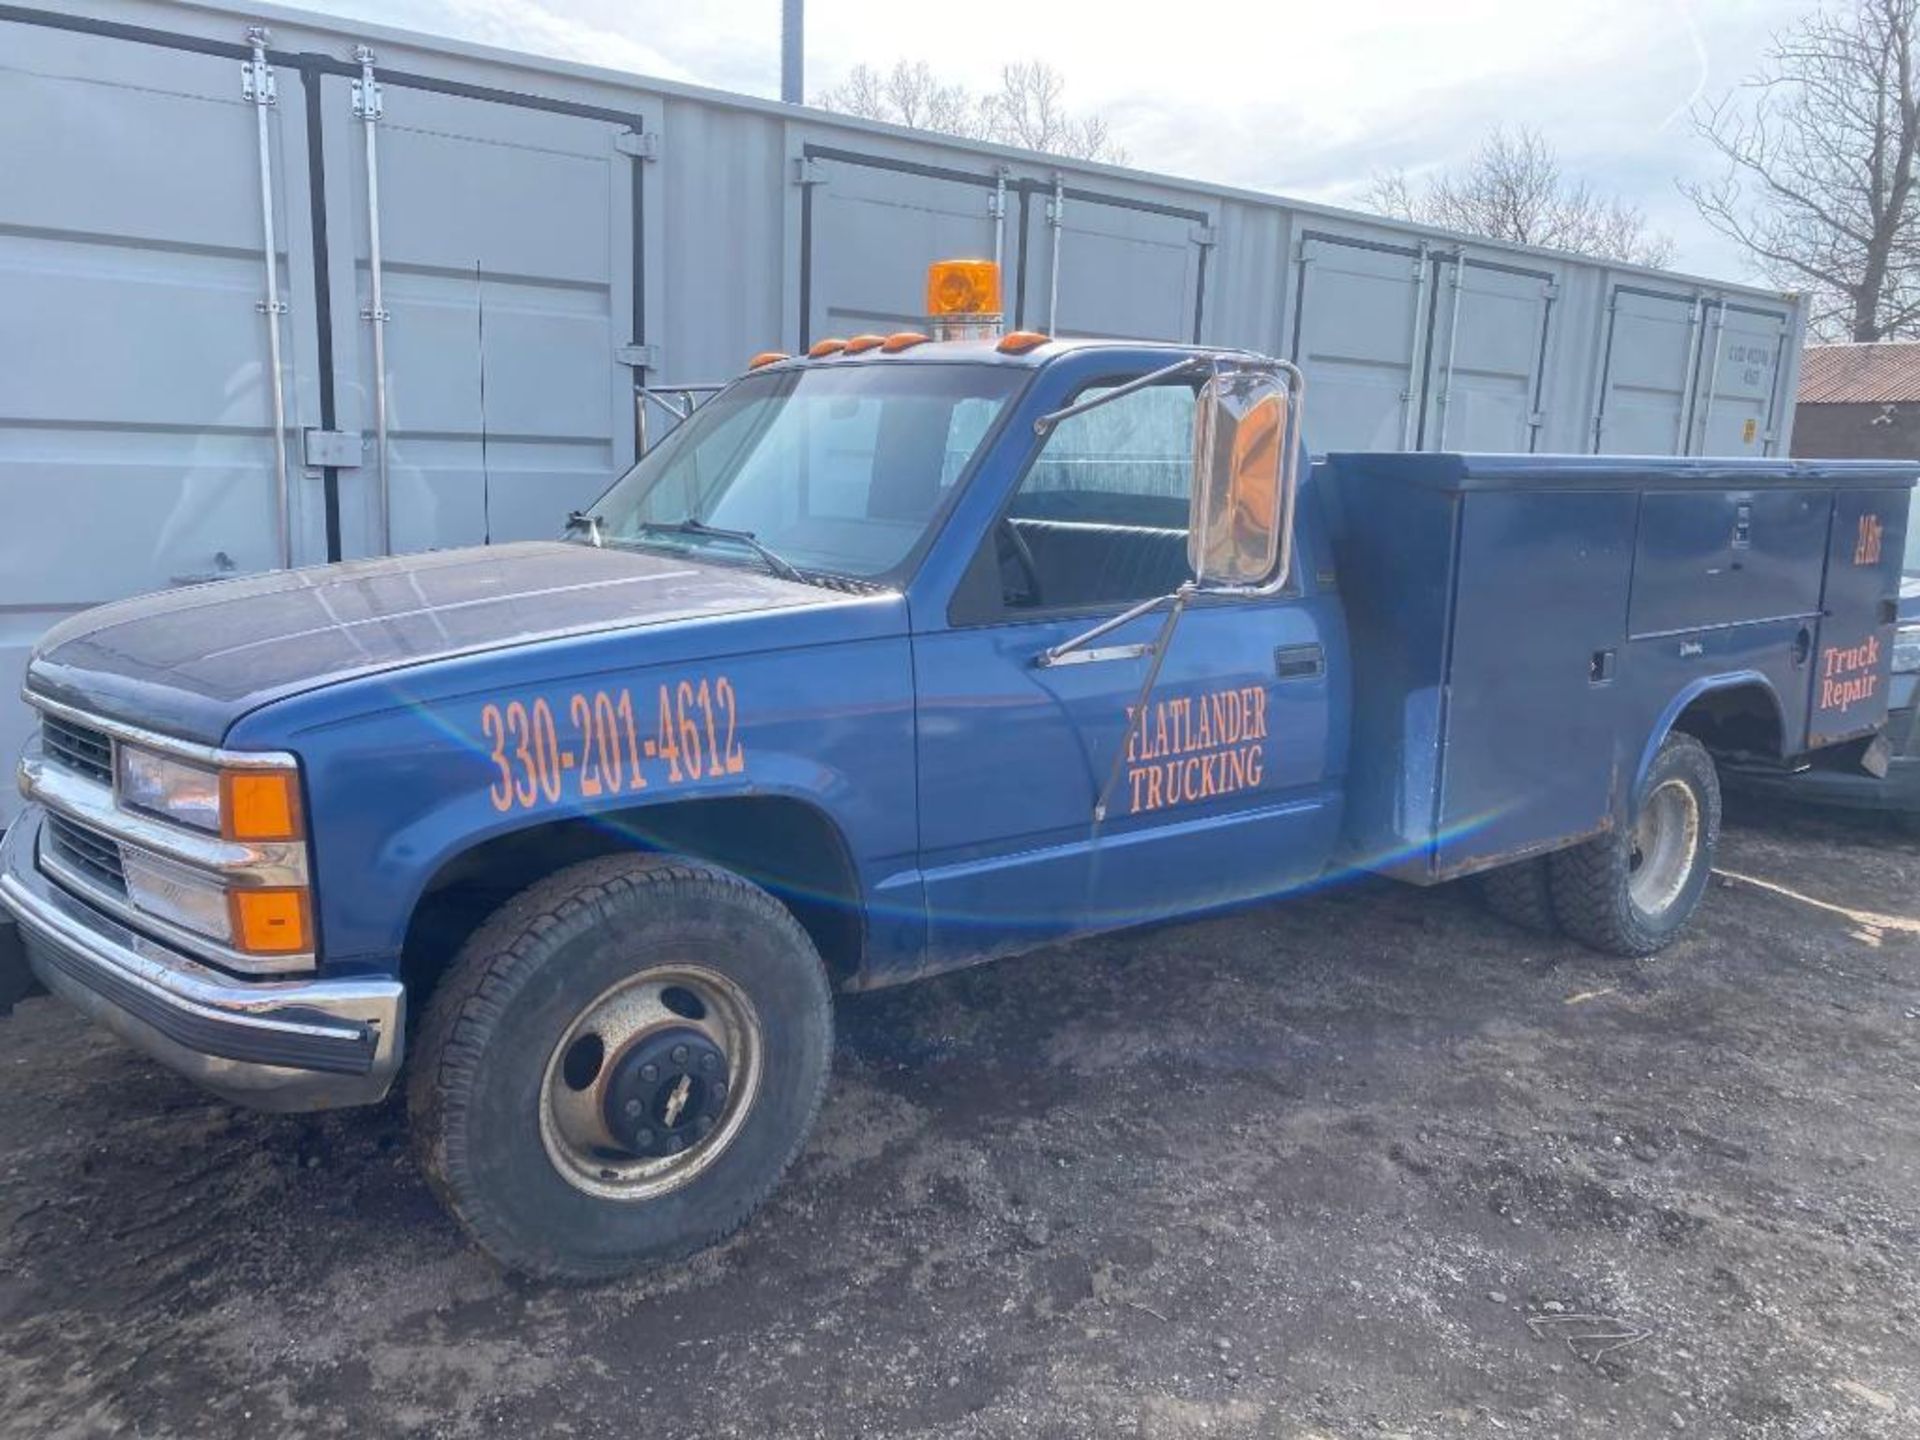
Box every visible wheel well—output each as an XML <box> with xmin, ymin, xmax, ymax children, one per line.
<box><xmin>1669</xmin><ymin>682</ymin><xmax>1785</xmax><ymax>762</ymax></box>
<box><xmin>401</xmin><ymin>797</ymin><xmax>865</xmax><ymax>1002</ymax></box>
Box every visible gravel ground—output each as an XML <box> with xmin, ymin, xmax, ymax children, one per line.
<box><xmin>1</xmin><ymin>805</ymin><xmax>1915</xmax><ymax>1439</ymax></box>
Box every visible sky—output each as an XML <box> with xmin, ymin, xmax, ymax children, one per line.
<box><xmin>308</xmin><ymin>0</ymin><xmax>1817</xmax><ymax>285</ymax></box>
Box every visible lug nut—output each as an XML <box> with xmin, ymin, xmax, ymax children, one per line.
<box><xmin>624</xmin><ymin>1099</ymin><xmax>643</xmax><ymax>1118</ymax></box>
<box><xmin>670</xmin><ymin>1044</ymin><xmax>689</xmax><ymax>1065</ymax></box>
<box><xmin>697</xmin><ymin>1114</ymin><xmax>716</xmax><ymax>1135</ymax></box>
<box><xmin>712</xmin><ymin>1081</ymin><xmax>728</xmax><ymax>1102</ymax></box>
<box><xmin>640</xmin><ymin>1063</ymin><xmax>659</xmax><ymax>1082</ymax></box>
<box><xmin>634</xmin><ymin>1127</ymin><xmax>654</xmax><ymax>1148</ymax></box>
<box><xmin>699</xmin><ymin>1052</ymin><xmax>718</xmax><ymax>1073</ymax></box>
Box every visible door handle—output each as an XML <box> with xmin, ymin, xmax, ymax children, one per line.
<box><xmin>1274</xmin><ymin>643</ymin><xmax>1324</xmax><ymax>680</ymax></box>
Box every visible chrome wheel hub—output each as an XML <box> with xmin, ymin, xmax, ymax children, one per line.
<box><xmin>540</xmin><ymin>966</ymin><xmax>762</xmax><ymax>1200</ymax></box>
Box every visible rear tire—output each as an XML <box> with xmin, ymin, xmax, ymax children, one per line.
<box><xmin>1479</xmin><ymin>858</ymin><xmax>1559</xmax><ymax>936</ymax></box>
<box><xmin>1550</xmin><ymin>732</ymin><xmax>1720</xmax><ymax>957</ymax></box>
<box><xmin>408</xmin><ymin>853</ymin><xmax>833</xmax><ymax>1281</ymax></box>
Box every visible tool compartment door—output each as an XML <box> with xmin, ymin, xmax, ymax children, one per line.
<box><xmin>1809</xmin><ymin>488</ymin><xmax>1911</xmax><ymax>748</ymax></box>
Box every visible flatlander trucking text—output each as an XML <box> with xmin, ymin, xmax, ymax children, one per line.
<box><xmin>1125</xmin><ymin>685</ymin><xmax>1269</xmax><ymax>814</ymax></box>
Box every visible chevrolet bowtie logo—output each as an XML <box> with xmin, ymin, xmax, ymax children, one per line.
<box><xmin>662</xmin><ymin>1074</ymin><xmax>692</xmax><ymax>1128</ymax></box>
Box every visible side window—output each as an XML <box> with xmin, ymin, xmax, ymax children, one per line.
<box><xmin>999</xmin><ymin>382</ymin><xmax>1197</xmax><ymax>611</ymax></box>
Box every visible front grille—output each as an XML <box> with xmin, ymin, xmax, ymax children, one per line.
<box><xmin>45</xmin><ymin>813</ymin><xmax>128</xmax><ymax>897</ymax></box>
<box><xmin>42</xmin><ymin>713</ymin><xmax>114</xmax><ymax>785</ymax></box>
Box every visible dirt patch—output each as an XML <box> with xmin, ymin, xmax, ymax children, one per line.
<box><xmin>2</xmin><ymin>809</ymin><xmax>1917</xmax><ymax>1438</ymax></box>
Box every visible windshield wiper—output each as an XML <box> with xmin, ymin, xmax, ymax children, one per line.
<box><xmin>565</xmin><ymin>510</ymin><xmax>604</xmax><ymax>547</ymax></box>
<box><xmin>633</xmin><ymin>519</ymin><xmax>807</xmax><ymax>584</ymax></box>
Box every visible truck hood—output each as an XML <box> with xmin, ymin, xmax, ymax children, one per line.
<box><xmin>27</xmin><ymin>542</ymin><xmax>865</xmax><ymax>745</ymax></box>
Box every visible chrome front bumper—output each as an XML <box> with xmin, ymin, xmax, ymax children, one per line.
<box><xmin>0</xmin><ymin>808</ymin><xmax>404</xmax><ymax>1111</ymax></box>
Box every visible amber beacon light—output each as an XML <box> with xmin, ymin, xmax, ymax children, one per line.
<box><xmin>925</xmin><ymin>259</ymin><xmax>1004</xmax><ymax>340</ymax></box>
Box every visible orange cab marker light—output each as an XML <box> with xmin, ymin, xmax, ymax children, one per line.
<box><xmin>926</xmin><ymin>258</ymin><xmax>1002</xmax><ymax>317</ymax></box>
<box><xmin>747</xmin><ymin>350</ymin><xmax>789</xmax><ymax>369</ymax></box>
<box><xmin>843</xmin><ymin>334</ymin><xmax>887</xmax><ymax>353</ymax></box>
<box><xmin>223</xmin><ymin>770</ymin><xmax>301</xmax><ymax>842</ymax></box>
<box><xmin>881</xmin><ymin>331</ymin><xmax>930</xmax><ymax>352</ymax></box>
<box><xmin>808</xmin><ymin>338</ymin><xmax>848</xmax><ymax>357</ymax></box>
<box><xmin>231</xmin><ymin>888</ymin><xmax>312</xmax><ymax>955</ymax></box>
<box><xmin>997</xmin><ymin>330</ymin><xmax>1050</xmax><ymax>354</ymax></box>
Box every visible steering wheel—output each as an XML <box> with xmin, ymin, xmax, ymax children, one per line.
<box><xmin>999</xmin><ymin>517</ymin><xmax>1044</xmax><ymax>607</ymax></box>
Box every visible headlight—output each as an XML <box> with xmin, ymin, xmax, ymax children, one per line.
<box><xmin>117</xmin><ymin>744</ymin><xmax>303</xmax><ymax>842</ymax></box>
<box><xmin>117</xmin><ymin>746</ymin><xmax>221</xmax><ymax>833</ymax></box>
<box><xmin>1893</xmin><ymin>622</ymin><xmax>1920</xmax><ymax>675</ymax></box>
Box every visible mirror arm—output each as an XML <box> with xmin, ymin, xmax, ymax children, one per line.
<box><xmin>1092</xmin><ymin>582</ymin><xmax>1198</xmax><ymax>826</ymax></box>
<box><xmin>1033</xmin><ymin>356</ymin><xmax>1211</xmax><ymax>436</ymax></box>
<box><xmin>1037</xmin><ymin>587</ymin><xmax>1183</xmax><ymax>667</ymax></box>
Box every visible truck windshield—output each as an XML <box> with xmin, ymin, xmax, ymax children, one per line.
<box><xmin>586</xmin><ymin>364</ymin><xmax>1026</xmax><ymax>580</ymax></box>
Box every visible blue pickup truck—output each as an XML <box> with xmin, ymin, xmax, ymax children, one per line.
<box><xmin>2</xmin><ymin>263</ymin><xmax>1912</xmax><ymax>1277</ymax></box>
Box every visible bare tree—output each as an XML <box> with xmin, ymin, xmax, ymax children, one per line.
<box><xmin>817</xmin><ymin>59</ymin><xmax>1126</xmax><ymax>164</ymax></box>
<box><xmin>1369</xmin><ymin>126</ymin><xmax>1675</xmax><ymax>268</ymax></box>
<box><xmin>1685</xmin><ymin>0</ymin><xmax>1920</xmax><ymax>342</ymax></box>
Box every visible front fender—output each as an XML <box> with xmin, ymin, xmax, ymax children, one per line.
<box><xmin>230</xmin><ymin>626</ymin><xmax>918</xmax><ymax>973</ymax></box>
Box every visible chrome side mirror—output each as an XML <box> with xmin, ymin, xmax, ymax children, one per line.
<box><xmin>1188</xmin><ymin>367</ymin><xmax>1301</xmax><ymax>592</ymax></box>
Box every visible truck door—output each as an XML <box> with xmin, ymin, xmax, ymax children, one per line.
<box><xmin>912</xmin><ymin>367</ymin><xmax>1346</xmax><ymax>966</ymax></box>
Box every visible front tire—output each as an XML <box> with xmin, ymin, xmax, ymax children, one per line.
<box><xmin>408</xmin><ymin>853</ymin><xmax>833</xmax><ymax>1281</ymax></box>
<box><xmin>1550</xmin><ymin>732</ymin><xmax>1721</xmax><ymax>957</ymax></box>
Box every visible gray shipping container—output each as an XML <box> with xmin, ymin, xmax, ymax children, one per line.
<box><xmin>0</xmin><ymin>0</ymin><xmax>1808</xmax><ymax>828</ymax></box>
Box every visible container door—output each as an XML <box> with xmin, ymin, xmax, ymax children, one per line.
<box><xmin>1016</xmin><ymin>184</ymin><xmax>1209</xmax><ymax>342</ymax></box>
<box><xmin>1808</xmin><ymin>488</ymin><xmax>1911</xmax><ymax>748</ymax></box>
<box><xmin>1592</xmin><ymin>287</ymin><xmax>1699</xmax><ymax>455</ymax></box>
<box><xmin>1289</xmin><ymin>234</ymin><xmax>1429</xmax><ymax>452</ymax></box>
<box><xmin>1688</xmin><ymin>302</ymin><xmax>1790</xmax><ymax>457</ymax></box>
<box><xmin>1419</xmin><ymin>258</ymin><xmax>1556</xmax><ymax>453</ymax></box>
<box><xmin>0</xmin><ymin>18</ymin><xmax>325</xmax><ymax>828</ymax></box>
<box><xmin>322</xmin><ymin>73</ymin><xmax>638</xmax><ymax>557</ymax></box>
<box><xmin>797</xmin><ymin>150</ymin><xmax>1003</xmax><ymax>346</ymax></box>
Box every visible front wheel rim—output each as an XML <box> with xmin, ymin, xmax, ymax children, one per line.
<box><xmin>539</xmin><ymin>964</ymin><xmax>764</xmax><ymax>1201</ymax></box>
<box><xmin>1628</xmin><ymin>778</ymin><xmax>1701</xmax><ymax>918</ymax></box>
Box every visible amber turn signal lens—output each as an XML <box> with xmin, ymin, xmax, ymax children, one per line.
<box><xmin>230</xmin><ymin>888</ymin><xmax>312</xmax><ymax>954</ymax></box>
<box><xmin>926</xmin><ymin>259</ymin><xmax>1002</xmax><ymax>316</ymax></box>
<box><xmin>881</xmin><ymin>331</ymin><xmax>930</xmax><ymax>352</ymax></box>
<box><xmin>222</xmin><ymin>770</ymin><xmax>301</xmax><ymax>842</ymax></box>
<box><xmin>746</xmin><ymin>350</ymin><xmax>789</xmax><ymax>369</ymax></box>
<box><xmin>996</xmin><ymin>330</ymin><xmax>1051</xmax><ymax>354</ymax></box>
<box><xmin>807</xmin><ymin>338</ymin><xmax>847</xmax><ymax>357</ymax></box>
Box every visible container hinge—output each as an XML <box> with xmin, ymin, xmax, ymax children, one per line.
<box><xmin>254</xmin><ymin>298</ymin><xmax>289</xmax><ymax>315</ymax></box>
<box><xmin>1190</xmin><ymin>222</ymin><xmax>1218</xmax><ymax>247</ymax></box>
<box><xmin>987</xmin><ymin>167</ymin><xmax>1008</xmax><ymax>219</ymax></box>
<box><xmin>303</xmin><ymin>429</ymin><xmax>364</xmax><ymax>468</ymax></box>
<box><xmin>616</xmin><ymin>343</ymin><xmax>661</xmax><ymax>370</ymax></box>
<box><xmin>241</xmin><ymin>35</ymin><xmax>275</xmax><ymax>105</ymax></box>
<box><xmin>1045</xmin><ymin>180</ymin><xmax>1066</xmax><ymax>227</ymax></box>
<box><xmin>615</xmin><ymin>130</ymin><xmax>658</xmax><ymax>160</ymax></box>
<box><xmin>1527</xmin><ymin>411</ymin><xmax>1546</xmax><ymax>430</ymax></box>
<box><xmin>792</xmin><ymin>156</ymin><xmax>826</xmax><ymax>186</ymax></box>
<box><xmin>1542</xmin><ymin>279</ymin><xmax>1560</xmax><ymax>300</ymax></box>
<box><xmin>351</xmin><ymin>57</ymin><xmax>382</xmax><ymax>119</ymax></box>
